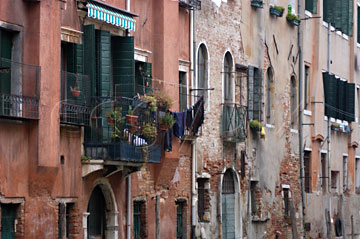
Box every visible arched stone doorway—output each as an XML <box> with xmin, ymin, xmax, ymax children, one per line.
<box><xmin>221</xmin><ymin>168</ymin><xmax>242</xmax><ymax>239</ymax></box>
<box><xmin>87</xmin><ymin>179</ymin><xmax>119</xmax><ymax>239</ymax></box>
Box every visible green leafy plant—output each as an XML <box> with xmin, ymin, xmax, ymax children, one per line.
<box><xmin>81</xmin><ymin>155</ymin><xmax>91</xmax><ymax>162</ymax></box>
<box><xmin>249</xmin><ymin>120</ymin><xmax>263</xmax><ymax>132</ymax></box>
<box><xmin>286</xmin><ymin>12</ymin><xmax>300</xmax><ymax>22</ymax></box>
<box><xmin>142</xmin><ymin>95</ymin><xmax>157</xmax><ymax>112</ymax></box>
<box><xmin>108</xmin><ymin>107</ymin><xmax>126</xmax><ymax>139</ymax></box>
<box><xmin>271</xmin><ymin>5</ymin><xmax>284</xmax><ymax>12</ymax></box>
<box><xmin>142</xmin><ymin>123</ymin><xmax>157</xmax><ymax>142</ymax></box>
<box><xmin>160</xmin><ymin>113</ymin><xmax>176</xmax><ymax>128</ymax></box>
<box><xmin>127</xmin><ymin>106</ymin><xmax>134</xmax><ymax>115</ymax></box>
<box><xmin>152</xmin><ymin>92</ymin><xmax>173</xmax><ymax>111</ymax></box>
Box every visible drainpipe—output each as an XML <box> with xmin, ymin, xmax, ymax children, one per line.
<box><xmin>127</xmin><ymin>176</ymin><xmax>131</xmax><ymax>239</ymax></box>
<box><xmin>297</xmin><ymin>1</ymin><xmax>306</xmax><ymax>238</ymax></box>
<box><xmin>191</xmin><ymin>6</ymin><xmax>197</xmax><ymax>239</ymax></box>
<box><xmin>327</xmin><ymin>14</ymin><xmax>332</xmax><ymax>239</ymax></box>
<box><xmin>126</xmin><ymin>0</ymin><xmax>130</xmax><ymax>11</ymax></box>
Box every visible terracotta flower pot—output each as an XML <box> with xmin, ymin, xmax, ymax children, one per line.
<box><xmin>71</xmin><ymin>89</ymin><xmax>81</xmax><ymax>97</ymax></box>
<box><xmin>107</xmin><ymin>116</ymin><xmax>115</xmax><ymax>125</ymax></box>
<box><xmin>126</xmin><ymin>114</ymin><xmax>138</xmax><ymax>126</ymax></box>
<box><xmin>159</xmin><ymin>123</ymin><xmax>168</xmax><ymax>131</ymax></box>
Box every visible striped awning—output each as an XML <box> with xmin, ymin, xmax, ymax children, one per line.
<box><xmin>87</xmin><ymin>1</ymin><xmax>136</xmax><ymax>31</ymax></box>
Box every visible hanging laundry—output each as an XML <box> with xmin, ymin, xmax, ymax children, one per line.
<box><xmin>192</xmin><ymin>97</ymin><xmax>204</xmax><ymax>135</ymax></box>
<box><xmin>173</xmin><ymin>112</ymin><xmax>185</xmax><ymax>138</ymax></box>
<box><xmin>164</xmin><ymin>127</ymin><xmax>173</xmax><ymax>152</ymax></box>
<box><xmin>186</xmin><ymin>107</ymin><xmax>193</xmax><ymax>130</ymax></box>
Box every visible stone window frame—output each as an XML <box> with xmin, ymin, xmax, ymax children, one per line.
<box><xmin>56</xmin><ymin>198</ymin><xmax>78</xmax><ymax>239</ymax></box>
<box><xmin>197</xmin><ymin>177</ymin><xmax>210</xmax><ymax>222</ymax></box>
<box><xmin>0</xmin><ymin>21</ymin><xmax>23</xmax><ymax>97</ymax></box>
<box><xmin>0</xmin><ymin>197</ymin><xmax>25</xmax><ymax>238</ymax></box>
<box><xmin>175</xmin><ymin>197</ymin><xmax>188</xmax><ymax>239</ymax></box>
<box><xmin>133</xmin><ymin>198</ymin><xmax>147</xmax><ymax>239</ymax></box>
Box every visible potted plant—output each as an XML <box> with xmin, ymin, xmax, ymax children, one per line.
<box><xmin>249</xmin><ymin>120</ymin><xmax>263</xmax><ymax>132</ymax></box>
<box><xmin>142</xmin><ymin>123</ymin><xmax>157</xmax><ymax>143</ymax></box>
<box><xmin>251</xmin><ymin>0</ymin><xmax>263</xmax><ymax>8</ymax></box>
<box><xmin>70</xmin><ymin>86</ymin><xmax>80</xmax><ymax>97</ymax></box>
<box><xmin>152</xmin><ymin>92</ymin><xmax>173</xmax><ymax>111</ymax></box>
<box><xmin>141</xmin><ymin>95</ymin><xmax>157</xmax><ymax>112</ymax></box>
<box><xmin>126</xmin><ymin>106</ymin><xmax>138</xmax><ymax>125</ymax></box>
<box><xmin>159</xmin><ymin>113</ymin><xmax>176</xmax><ymax>131</ymax></box>
<box><xmin>286</xmin><ymin>12</ymin><xmax>300</xmax><ymax>26</ymax></box>
<box><xmin>331</xmin><ymin>122</ymin><xmax>340</xmax><ymax>131</ymax></box>
<box><xmin>270</xmin><ymin>5</ymin><xmax>284</xmax><ymax>17</ymax></box>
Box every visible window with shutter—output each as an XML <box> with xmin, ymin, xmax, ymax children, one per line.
<box><xmin>305</xmin><ymin>0</ymin><xmax>317</xmax><ymax>14</ymax></box>
<box><xmin>304</xmin><ymin>151</ymin><xmax>311</xmax><ymax>193</ymax></box>
<box><xmin>247</xmin><ymin>66</ymin><xmax>262</xmax><ymax>121</ymax></box>
<box><xmin>323</xmin><ymin>0</ymin><xmax>353</xmax><ymax>35</ymax></box>
<box><xmin>336</xmin><ymin>79</ymin><xmax>345</xmax><ymax>120</ymax></box>
<box><xmin>0</xmin><ymin>29</ymin><xmax>13</xmax><ymax>95</ymax></box>
<box><xmin>112</xmin><ymin>36</ymin><xmax>135</xmax><ymax>98</ymax></box>
<box><xmin>135</xmin><ymin>61</ymin><xmax>152</xmax><ymax>95</ymax></box>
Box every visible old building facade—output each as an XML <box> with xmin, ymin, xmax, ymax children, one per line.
<box><xmin>1</xmin><ymin>0</ymin><xmax>360</xmax><ymax>238</ymax></box>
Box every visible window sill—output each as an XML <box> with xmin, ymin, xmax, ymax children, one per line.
<box><xmin>265</xmin><ymin>124</ymin><xmax>275</xmax><ymax>129</ymax></box>
<box><xmin>303</xmin><ymin>110</ymin><xmax>312</xmax><ymax>116</ymax></box>
<box><xmin>304</xmin><ymin>10</ymin><xmax>312</xmax><ymax>18</ymax></box>
<box><xmin>290</xmin><ymin>129</ymin><xmax>298</xmax><ymax>134</ymax></box>
<box><xmin>357</xmin><ymin>43</ymin><xmax>360</xmax><ymax>48</ymax></box>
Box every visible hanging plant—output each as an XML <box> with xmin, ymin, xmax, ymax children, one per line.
<box><xmin>70</xmin><ymin>86</ymin><xmax>80</xmax><ymax>97</ymax></box>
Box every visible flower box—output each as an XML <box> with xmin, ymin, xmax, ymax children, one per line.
<box><xmin>269</xmin><ymin>6</ymin><xmax>284</xmax><ymax>17</ymax></box>
<box><xmin>251</xmin><ymin>0</ymin><xmax>263</xmax><ymax>8</ymax></box>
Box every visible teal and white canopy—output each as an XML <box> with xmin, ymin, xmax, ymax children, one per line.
<box><xmin>87</xmin><ymin>1</ymin><xmax>136</xmax><ymax>31</ymax></box>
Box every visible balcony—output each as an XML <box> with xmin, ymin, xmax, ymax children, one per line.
<box><xmin>60</xmin><ymin>71</ymin><xmax>91</xmax><ymax>126</ymax></box>
<box><xmin>0</xmin><ymin>58</ymin><xmax>39</xmax><ymax>120</ymax></box>
<box><xmin>83</xmin><ymin>97</ymin><xmax>162</xmax><ymax>164</ymax></box>
<box><xmin>179</xmin><ymin>0</ymin><xmax>201</xmax><ymax>10</ymax></box>
<box><xmin>221</xmin><ymin>103</ymin><xmax>247</xmax><ymax>142</ymax></box>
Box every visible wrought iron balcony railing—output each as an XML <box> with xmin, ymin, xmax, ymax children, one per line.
<box><xmin>60</xmin><ymin>71</ymin><xmax>91</xmax><ymax>126</ymax></box>
<box><xmin>221</xmin><ymin>103</ymin><xmax>247</xmax><ymax>142</ymax></box>
<box><xmin>0</xmin><ymin>58</ymin><xmax>40</xmax><ymax>120</ymax></box>
<box><xmin>83</xmin><ymin>96</ymin><xmax>161</xmax><ymax>163</ymax></box>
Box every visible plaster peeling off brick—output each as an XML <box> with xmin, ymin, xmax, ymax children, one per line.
<box><xmin>171</xmin><ymin>167</ymin><xmax>180</xmax><ymax>184</ymax></box>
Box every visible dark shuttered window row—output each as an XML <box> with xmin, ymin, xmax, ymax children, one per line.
<box><xmin>322</xmin><ymin>72</ymin><xmax>355</xmax><ymax>122</ymax></box>
<box><xmin>305</xmin><ymin>0</ymin><xmax>317</xmax><ymax>14</ymax></box>
<box><xmin>323</xmin><ymin>0</ymin><xmax>353</xmax><ymax>36</ymax></box>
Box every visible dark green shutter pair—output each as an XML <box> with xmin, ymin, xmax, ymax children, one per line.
<box><xmin>0</xmin><ymin>29</ymin><xmax>13</xmax><ymax>95</ymax></box>
<box><xmin>305</xmin><ymin>0</ymin><xmax>317</xmax><ymax>14</ymax></box>
<box><xmin>82</xmin><ymin>24</ymin><xmax>136</xmax><ymax>98</ymax></box>
<box><xmin>323</xmin><ymin>72</ymin><xmax>355</xmax><ymax>122</ymax></box>
<box><xmin>323</xmin><ymin>0</ymin><xmax>353</xmax><ymax>36</ymax></box>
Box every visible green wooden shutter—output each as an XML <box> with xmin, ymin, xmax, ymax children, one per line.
<box><xmin>323</xmin><ymin>0</ymin><xmax>328</xmax><ymax>22</ymax></box>
<box><xmin>96</xmin><ymin>30</ymin><xmax>111</xmax><ymax>97</ymax></box>
<box><xmin>83</xmin><ymin>25</ymin><xmax>96</xmax><ymax>98</ymax></box>
<box><xmin>248</xmin><ymin>66</ymin><xmax>254</xmax><ymax>120</ymax></box>
<box><xmin>336</xmin><ymin>79</ymin><xmax>345</xmax><ymax>120</ymax></box>
<box><xmin>348</xmin><ymin>0</ymin><xmax>353</xmax><ymax>36</ymax></box>
<box><xmin>323</xmin><ymin>72</ymin><xmax>337</xmax><ymax>118</ymax></box>
<box><xmin>345</xmin><ymin>83</ymin><xmax>355</xmax><ymax>122</ymax></box>
<box><xmin>328</xmin><ymin>0</ymin><xmax>335</xmax><ymax>25</ymax></box>
<box><xmin>112</xmin><ymin>36</ymin><xmax>135</xmax><ymax>98</ymax></box>
<box><xmin>335</xmin><ymin>0</ymin><xmax>343</xmax><ymax>30</ymax></box>
<box><xmin>0</xmin><ymin>29</ymin><xmax>12</xmax><ymax>95</ymax></box>
<box><xmin>341</xmin><ymin>0</ymin><xmax>349</xmax><ymax>34</ymax></box>
<box><xmin>306</xmin><ymin>0</ymin><xmax>317</xmax><ymax>14</ymax></box>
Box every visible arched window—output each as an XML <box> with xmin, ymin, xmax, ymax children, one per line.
<box><xmin>266</xmin><ymin>67</ymin><xmax>274</xmax><ymax>124</ymax></box>
<box><xmin>290</xmin><ymin>76</ymin><xmax>297</xmax><ymax>128</ymax></box>
<box><xmin>224</xmin><ymin>52</ymin><xmax>233</xmax><ymax>103</ymax></box>
<box><xmin>222</xmin><ymin>170</ymin><xmax>235</xmax><ymax>194</ymax></box>
<box><xmin>197</xmin><ymin>44</ymin><xmax>208</xmax><ymax>104</ymax></box>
